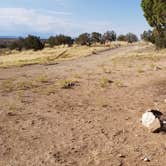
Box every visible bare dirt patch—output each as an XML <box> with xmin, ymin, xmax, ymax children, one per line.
<box><xmin>0</xmin><ymin>44</ymin><xmax>166</xmax><ymax>166</ymax></box>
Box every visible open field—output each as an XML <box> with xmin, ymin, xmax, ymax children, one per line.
<box><xmin>0</xmin><ymin>43</ymin><xmax>166</xmax><ymax>165</ymax></box>
<box><xmin>0</xmin><ymin>42</ymin><xmax>129</xmax><ymax>68</ymax></box>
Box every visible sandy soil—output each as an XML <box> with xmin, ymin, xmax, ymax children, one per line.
<box><xmin>0</xmin><ymin>44</ymin><xmax>166</xmax><ymax>166</ymax></box>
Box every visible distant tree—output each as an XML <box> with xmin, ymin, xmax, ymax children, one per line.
<box><xmin>141</xmin><ymin>0</ymin><xmax>166</xmax><ymax>48</ymax></box>
<box><xmin>75</xmin><ymin>33</ymin><xmax>91</xmax><ymax>46</ymax></box>
<box><xmin>103</xmin><ymin>31</ymin><xmax>117</xmax><ymax>43</ymax></box>
<box><xmin>141</xmin><ymin>30</ymin><xmax>154</xmax><ymax>43</ymax></box>
<box><xmin>47</xmin><ymin>35</ymin><xmax>73</xmax><ymax>47</ymax></box>
<box><xmin>125</xmin><ymin>33</ymin><xmax>138</xmax><ymax>43</ymax></box>
<box><xmin>117</xmin><ymin>34</ymin><xmax>127</xmax><ymax>41</ymax></box>
<box><xmin>9</xmin><ymin>35</ymin><xmax>44</xmax><ymax>51</ymax></box>
<box><xmin>0</xmin><ymin>44</ymin><xmax>7</xmax><ymax>49</ymax></box>
<box><xmin>9</xmin><ymin>41</ymin><xmax>20</xmax><ymax>50</ymax></box>
<box><xmin>23</xmin><ymin>35</ymin><xmax>44</xmax><ymax>51</ymax></box>
<box><xmin>9</xmin><ymin>38</ymin><xmax>24</xmax><ymax>51</ymax></box>
<box><xmin>91</xmin><ymin>32</ymin><xmax>102</xmax><ymax>43</ymax></box>
<box><xmin>47</xmin><ymin>36</ymin><xmax>55</xmax><ymax>47</ymax></box>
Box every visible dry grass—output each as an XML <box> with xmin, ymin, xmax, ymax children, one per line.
<box><xmin>100</xmin><ymin>77</ymin><xmax>113</xmax><ymax>88</ymax></box>
<box><xmin>0</xmin><ymin>42</ymin><xmax>130</xmax><ymax>68</ymax></box>
<box><xmin>36</xmin><ymin>74</ymin><xmax>49</xmax><ymax>83</ymax></box>
<box><xmin>59</xmin><ymin>79</ymin><xmax>79</xmax><ymax>89</ymax></box>
<box><xmin>1</xmin><ymin>80</ymin><xmax>15</xmax><ymax>92</ymax></box>
<box><xmin>0</xmin><ymin>79</ymin><xmax>38</xmax><ymax>92</ymax></box>
<box><xmin>111</xmin><ymin>47</ymin><xmax>166</xmax><ymax>66</ymax></box>
<box><xmin>0</xmin><ymin>45</ymin><xmax>110</xmax><ymax>68</ymax></box>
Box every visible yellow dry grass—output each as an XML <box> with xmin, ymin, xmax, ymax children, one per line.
<box><xmin>0</xmin><ymin>42</ymin><xmax>129</xmax><ymax>68</ymax></box>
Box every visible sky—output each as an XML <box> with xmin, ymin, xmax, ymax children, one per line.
<box><xmin>0</xmin><ymin>0</ymin><xmax>151</xmax><ymax>38</ymax></box>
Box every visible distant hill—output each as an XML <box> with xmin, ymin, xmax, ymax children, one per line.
<box><xmin>0</xmin><ymin>37</ymin><xmax>18</xmax><ymax>48</ymax></box>
<box><xmin>0</xmin><ymin>36</ymin><xmax>18</xmax><ymax>39</ymax></box>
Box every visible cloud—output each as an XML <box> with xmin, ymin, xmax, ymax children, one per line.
<box><xmin>0</xmin><ymin>8</ymin><xmax>73</xmax><ymax>34</ymax></box>
<box><xmin>0</xmin><ymin>7</ymin><xmax>114</xmax><ymax>37</ymax></box>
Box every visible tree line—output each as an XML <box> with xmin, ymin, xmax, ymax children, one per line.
<box><xmin>0</xmin><ymin>0</ymin><xmax>165</xmax><ymax>50</ymax></box>
<box><xmin>2</xmin><ymin>31</ymin><xmax>138</xmax><ymax>51</ymax></box>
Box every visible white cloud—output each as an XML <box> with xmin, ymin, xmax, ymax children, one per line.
<box><xmin>0</xmin><ymin>7</ymin><xmax>114</xmax><ymax>37</ymax></box>
<box><xmin>0</xmin><ymin>8</ymin><xmax>73</xmax><ymax>34</ymax></box>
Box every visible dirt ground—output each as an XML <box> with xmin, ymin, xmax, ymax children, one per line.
<box><xmin>0</xmin><ymin>44</ymin><xmax>166</xmax><ymax>166</ymax></box>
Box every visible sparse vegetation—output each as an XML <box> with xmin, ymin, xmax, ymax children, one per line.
<box><xmin>102</xmin><ymin>66</ymin><xmax>112</xmax><ymax>74</ymax></box>
<box><xmin>117</xmin><ymin>34</ymin><xmax>127</xmax><ymax>41</ymax></box>
<box><xmin>1</xmin><ymin>80</ymin><xmax>15</xmax><ymax>92</ymax></box>
<box><xmin>125</xmin><ymin>33</ymin><xmax>138</xmax><ymax>43</ymax></box>
<box><xmin>16</xmin><ymin>81</ymin><xmax>38</xmax><ymax>90</ymax></box>
<box><xmin>47</xmin><ymin>35</ymin><xmax>74</xmax><ymax>47</ymax></box>
<box><xmin>100</xmin><ymin>77</ymin><xmax>113</xmax><ymax>88</ymax></box>
<box><xmin>1</xmin><ymin>79</ymin><xmax>38</xmax><ymax>92</ymax></box>
<box><xmin>9</xmin><ymin>35</ymin><xmax>44</xmax><ymax>51</ymax></box>
<box><xmin>0</xmin><ymin>1</ymin><xmax>166</xmax><ymax>165</ymax></box>
<box><xmin>59</xmin><ymin>79</ymin><xmax>78</xmax><ymax>89</ymax></box>
<box><xmin>137</xmin><ymin>69</ymin><xmax>145</xmax><ymax>73</ymax></box>
<box><xmin>91</xmin><ymin>32</ymin><xmax>102</xmax><ymax>44</ymax></box>
<box><xmin>0</xmin><ymin>45</ymin><xmax>109</xmax><ymax>68</ymax></box>
<box><xmin>103</xmin><ymin>31</ymin><xmax>117</xmax><ymax>43</ymax></box>
<box><xmin>75</xmin><ymin>33</ymin><xmax>91</xmax><ymax>46</ymax></box>
<box><xmin>36</xmin><ymin>74</ymin><xmax>49</xmax><ymax>83</ymax></box>
<box><xmin>114</xmin><ymin>80</ymin><xmax>124</xmax><ymax>87</ymax></box>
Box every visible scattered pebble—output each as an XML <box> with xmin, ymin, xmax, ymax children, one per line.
<box><xmin>141</xmin><ymin>156</ymin><xmax>150</xmax><ymax>162</ymax></box>
<box><xmin>143</xmin><ymin>157</ymin><xmax>150</xmax><ymax>162</ymax></box>
<box><xmin>117</xmin><ymin>154</ymin><xmax>125</xmax><ymax>158</ymax></box>
<box><xmin>154</xmin><ymin>66</ymin><xmax>162</xmax><ymax>71</ymax></box>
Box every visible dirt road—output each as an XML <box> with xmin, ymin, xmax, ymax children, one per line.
<box><xmin>0</xmin><ymin>44</ymin><xmax>166</xmax><ymax>166</ymax></box>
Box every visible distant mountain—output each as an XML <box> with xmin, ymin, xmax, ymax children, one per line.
<box><xmin>0</xmin><ymin>36</ymin><xmax>18</xmax><ymax>39</ymax></box>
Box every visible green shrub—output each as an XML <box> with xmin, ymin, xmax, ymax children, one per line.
<box><xmin>47</xmin><ymin>35</ymin><xmax>74</xmax><ymax>47</ymax></box>
<box><xmin>126</xmin><ymin>33</ymin><xmax>138</xmax><ymax>43</ymax></box>
<box><xmin>102</xmin><ymin>31</ymin><xmax>117</xmax><ymax>43</ymax></box>
<box><xmin>75</xmin><ymin>33</ymin><xmax>91</xmax><ymax>46</ymax></box>
<box><xmin>117</xmin><ymin>34</ymin><xmax>127</xmax><ymax>41</ymax></box>
<box><xmin>9</xmin><ymin>35</ymin><xmax>44</xmax><ymax>51</ymax></box>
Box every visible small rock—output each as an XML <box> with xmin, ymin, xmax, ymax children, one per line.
<box><xmin>141</xmin><ymin>111</ymin><xmax>161</xmax><ymax>132</ymax></box>
<box><xmin>143</xmin><ymin>157</ymin><xmax>150</xmax><ymax>162</ymax></box>
<box><xmin>7</xmin><ymin>112</ymin><xmax>17</xmax><ymax>116</ymax></box>
<box><xmin>142</xmin><ymin>111</ymin><xmax>156</xmax><ymax>127</ymax></box>
<box><xmin>154</xmin><ymin>66</ymin><xmax>162</xmax><ymax>71</ymax></box>
<box><xmin>117</xmin><ymin>154</ymin><xmax>125</xmax><ymax>158</ymax></box>
<box><xmin>141</xmin><ymin>156</ymin><xmax>150</xmax><ymax>162</ymax></box>
<box><xmin>149</xmin><ymin>118</ymin><xmax>161</xmax><ymax>132</ymax></box>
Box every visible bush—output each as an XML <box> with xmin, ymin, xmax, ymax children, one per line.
<box><xmin>75</xmin><ymin>33</ymin><xmax>91</xmax><ymax>46</ymax></box>
<box><xmin>47</xmin><ymin>35</ymin><xmax>74</xmax><ymax>47</ymax></box>
<box><xmin>125</xmin><ymin>33</ymin><xmax>138</xmax><ymax>43</ymax></box>
<box><xmin>103</xmin><ymin>31</ymin><xmax>117</xmax><ymax>43</ymax></box>
<box><xmin>0</xmin><ymin>44</ymin><xmax>7</xmax><ymax>49</ymax></box>
<box><xmin>91</xmin><ymin>32</ymin><xmax>102</xmax><ymax>43</ymax></box>
<box><xmin>9</xmin><ymin>35</ymin><xmax>44</xmax><ymax>51</ymax></box>
<box><xmin>9</xmin><ymin>38</ymin><xmax>24</xmax><ymax>51</ymax></box>
<box><xmin>141</xmin><ymin>30</ymin><xmax>154</xmax><ymax>42</ymax></box>
<box><xmin>47</xmin><ymin>36</ymin><xmax>55</xmax><ymax>47</ymax></box>
<box><xmin>141</xmin><ymin>29</ymin><xmax>166</xmax><ymax>48</ymax></box>
<box><xmin>23</xmin><ymin>35</ymin><xmax>44</xmax><ymax>51</ymax></box>
<box><xmin>117</xmin><ymin>34</ymin><xmax>127</xmax><ymax>41</ymax></box>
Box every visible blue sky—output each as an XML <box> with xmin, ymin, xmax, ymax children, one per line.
<box><xmin>0</xmin><ymin>0</ymin><xmax>150</xmax><ymax>38</ymax></box>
